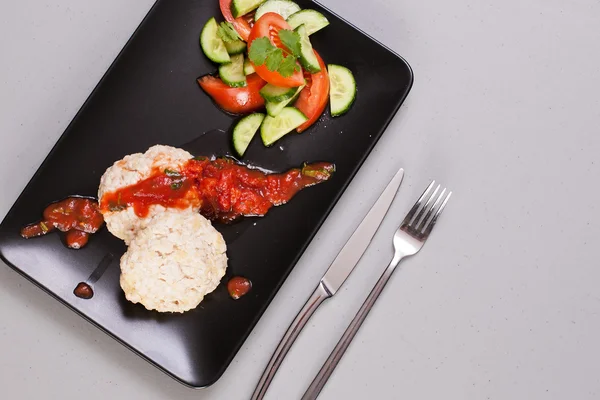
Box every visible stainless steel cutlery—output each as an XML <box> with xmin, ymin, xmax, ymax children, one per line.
<box><xmin>251</xmin><ymin>168</ymin><xmax>405</xmax><ymax>400</ymax></box>
<box><xmin>251</xmin><ymin>176</ymin><xmax>451</xmax><ymax>400</ymax></box>
<box><xmin>302</xmin><ymin>181</ymin><xmax>451</xmax><ymax>399</ymax></box>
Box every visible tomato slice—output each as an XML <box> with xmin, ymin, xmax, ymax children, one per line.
<box><xmin>220</xmin><ymin>0</ymin><xmax>252</xmax><ymax>41</ymax></box>
<box><xmin>247</xmin><ymin>13</ymin><xmax>305</xmax><ymax>88</ymax></box>
<box><xmin>248</xmin><ymin>12</ymin><xmax>290</xmax><ymax>49</ymax></box>
<box><xmin>198</xmin><ymin>73</ymin><xmax>267</xmax><ymax>114</ymax></box>
<box><xmin>295</xmin><ymin>51</ymin><xmax>329</xmax><ymax>132</ymax></box>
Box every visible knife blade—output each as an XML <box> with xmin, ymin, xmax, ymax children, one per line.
<box><xmin>251</xmin><ymin>167</ymin><xmax>404</xmax><ymax>400</ymax></box>
<box><xmin>320</xmin><ymin>167</ymin><xmax>405</xmax><ymax>294</ymax></box>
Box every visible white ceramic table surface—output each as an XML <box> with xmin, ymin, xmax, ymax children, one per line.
<box><xmin>1</xmin><ymin>0</ymin><xmax>599</xmax><ymax>399</ymax></box>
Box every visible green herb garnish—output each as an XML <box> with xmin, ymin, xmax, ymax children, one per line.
<box><xmin>248</xmin><ymin>35</ymin><xmax>301</xmax><ymax>78</ymax></box>
<box><xmin>170</xmin><ymin>181</ymin><xmax>183</xmax><ymax>190</ymax></box>
<box><xmin>265</xmin><ymin>48</ymin><xmax>284</xmax><ymax>71</ymax></box>
<box><xmin>248</xmin><ymin>37</ymin><xmax>272</xmax><ymax>65</ymax></box>
<box><xmin>279</xmin><ymin>55</ymin><xmax>301</xmax><ymax>78</ymax></box>
<box><xmin>278</xmin><ymin>29</ymin><xmax>301</xmax><ymax>57</ymax></box>
<box><xmin>216</xmin><ymin>156</ymin><xmax>234</xmax><ymax>164</ymax></box>
<box><xmin>164</xmin><ymin>168</ymin><xmax>181</xmax><ymax>177</ymax></box>
<box><xmin>40</xmin><ymin>221</ymin><xmax>49</xmax><ymax>232</ymax></box>
<box><xmin>217</xmin><ymin>22</ymin><xmax>241</xmax><ymax>43</ymax></box>
<box><xmin>108</xmin><ymin>203</ymin><xmax>126</xmax><ymax>212</ymax></box>
<box><xmin>193</xmin><ymin>156</ymin><xmax>208</xmax><ymax>161</ymax></box>
<box><xmin>301</xmin><ymin>163</ymin><xmax>336</xmax><ymax>180</ymax></box>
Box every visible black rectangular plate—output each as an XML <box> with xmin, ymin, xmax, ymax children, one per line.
<box><xmin>0</xmin><ymin>0</ymin><xmax>412</xmax><ymax>388</ymax></box>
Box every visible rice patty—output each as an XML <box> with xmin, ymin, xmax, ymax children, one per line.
<box><xmin>98</xmin><ymin>145</ymin><xmax>194</xmax><ymax>244</ymax></box>
<box><xmin>119</xmin><ymin>209</ymin><xmax>227</xmax><ymax>313</ymax></box>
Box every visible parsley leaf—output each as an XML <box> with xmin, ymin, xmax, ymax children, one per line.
<box><xmin>279</xmin><ymin>55</ymin><xmax>301</xmax><ymax>77</ymax></box>
<box><xmin>248</xmin><ymin>35</ymin><xmax>302</xmax><ymax>78</ymax></box>
<box><xmin>278</xmin><ymin>29</ymin><xmax>301</xmax><ymax>57</ymax></box>
<box><xmin>217</xmin><ymin>22</ymin><xmax>241</xmax><ymax>43</ymax></box>
<box><xmin>108</xmin><ymin>203</ymin><xmax>126</xmax><ymax>212</ymax></box>
<box><xmin>170</xmin><ymin>181</ymin><xmax>183</xmax><ymax>190</ymax></box>
<box><xmin>164</xmin><ymin>168</ymin><xmax>181</xmax><ymax>177</ymax></box>
<box><xmin>248</xmin><ymin>37</ymin><xmax>272</xmax><ymax>65</ymax></box>
<box><xmin>265</xmin><ymin>49</ymin><xmax>284</xmax><ymax>71</ymax></box>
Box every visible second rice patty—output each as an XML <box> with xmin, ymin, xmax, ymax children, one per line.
<box><xmin>119</xmin><ymin>209</ymin><xmax>228</xmax><ymax>313</ymax></box>
<box><xmin>98</xmin><ymin>144</ymin><xmax>196</xmax><ymax>244</ymax></box>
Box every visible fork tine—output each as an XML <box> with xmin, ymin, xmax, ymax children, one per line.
<box><xmin>401</xmin><ymin>180</ymin><xmax>435</xmax><ymax>228</ymax></box>
<box><xmin>412</xmin><ymin>184</ymin><xmax>440</xmax><ymax>230</ymax></box>
<box><xmin>415</xmin><ymin>187</ymin><xmax>446</xmax><ymax>232</ymax></box>
<box><xmin>421</xmin><ymin>190</ymin><xmax>452</xmax><ymax>239</ymax></box>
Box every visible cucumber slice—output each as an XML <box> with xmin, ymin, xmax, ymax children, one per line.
<box><xmin>287</xmin><ymin>10</ymin><xmax>330</xmax><ymax>35</ymax></box>
<box><xmin>260</xmin><ymin>107</ymin><xmax>307</xmax><ymax>146</ymax></box>
<box><xmin>225</xmin><ymin>39</ymin><xmax>247</xmax><ymax>55</ymax></box>
<box><xmin>233</xmin><ymin>113</ymin><xmax>265</xmax><ymax>156</ymax></box>
<box><xmin>255</xmin><ymin>0</ymin><xmax>301</xmax><ymax>21</ymax></box>
<box><xmin>295</xmin><ymin>25</ymin><xmax>320</xmax><ymax>73</ymax></box>
<box><xmin>219</xmin><ymin>54</ymin><xmax>247</xmax><ymax>88</ymax></box>
<box><xmin>243</xmin><ymin>58</ymin><xmax>256</xmax><ymax>75</ymax></box>
<box><xmin>265</xmin><ymin>85</ymin><xmax>303</xmax><ymax>117</ymax></box>
<box><xmin>231</xmin><ymin>0</ymin><xmax>266</xmax><ymax>18</ymax></box>
<box><xmin>200</xmin><ymin>17</ymin><xmax>230</xmax><ymax>64</ymax></box>
<box><xmin>259</xmin><ymin>83</ymin><xmax>299</xmax><ymax>103</ymax></box>
<box><xmin>328</xmin><ymin>64</ymin><xmax>357</xmax><ymax>116</ymax></box>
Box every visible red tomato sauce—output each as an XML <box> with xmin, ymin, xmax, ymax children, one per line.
<box><xmin>100</xmin><ymin>158</ymin><xmax>335</xmax><ymax>223</ymax></box>
<box><xmin>227</xmin><ymin>276</ymin><xmax>252</xmax><ymax>300</ymax></box>
<box><xmin>21</xmin><ymin>197</ymin><xmax>104</xmax><ymax>249</ymax></box>
<box><xmin>73</xmin><ymin>282</ymin><xmax>94</xmax><ymax>299</ymax></box>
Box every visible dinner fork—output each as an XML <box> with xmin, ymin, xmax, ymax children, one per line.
<box><xmin>301</xmin><ymin>181</ymin><xmax>452</xmax><ymax>400</ymax></box>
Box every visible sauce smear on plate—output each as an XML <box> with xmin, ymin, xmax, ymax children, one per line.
<box><xmin>227</xmin><ymin>276</ymin><xmax>252</xmax><ymax>299</ymax></box>
<box><xmin>74</xmin><ymin>282</ymin><xmax>94</xmax><ymax>299</ymax></box>
<box><xmin>21</xmin><ymin>197</ymin><xmax>104</xmax><ymax>249</ymax></box>
<box><xmin>100</xmin><ymin>157</ymin><xmax>335</xmax><ymax>223</ymax></box>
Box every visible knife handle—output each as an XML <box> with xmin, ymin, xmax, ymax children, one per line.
<box><xmin>251</xmin><ymin>282</ymin><xmax>332</xmax><ymax>400</ymax></box>
<box><xmin>301</xmin><ymin>255</ymin><xmax>402</xmax><ymax>400</ymax></box>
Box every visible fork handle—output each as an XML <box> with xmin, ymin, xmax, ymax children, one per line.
<box><xmin>301</xmin><ymin>254</ymin><xmax>403</xmax><ymax>400</ymax></box>
<box><xmin>251</xmin><ymin>282</ymin><xmax>332</xmax><ymax>400</ymax></box>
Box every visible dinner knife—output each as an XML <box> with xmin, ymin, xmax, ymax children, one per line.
<box><xmin>251</xmin><ymin>167</ymin><xmax>405</xmax><ymax>400</ymax></box>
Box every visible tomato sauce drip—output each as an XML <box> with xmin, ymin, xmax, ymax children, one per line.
<box><xmin>100</xmin><ymin>158</ymin><xmax>335</xmax><ymax>223</ymax></box>
<box><xmin>228</xmin><ymin>276</ymin><xmax>252</xmax><ymax>300</ymax></box>
<box><xmin>65</xmin><ymin>230</ymin><xmax>90</xmax><ymax>249</ymax></box>
<box><xmin>73</xmin><ymin>282</ymin><xmax>94</xmax><ymax>299</ymax></box>
<box><xmin>21</xmin><ymin>197</ymin><xmax>104</xmax><ymax>249</ymax></box>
